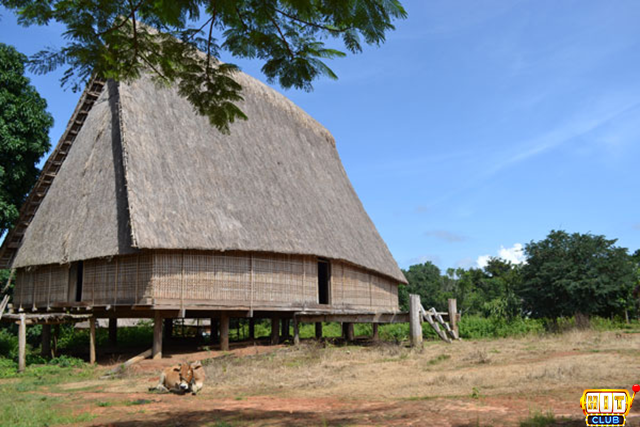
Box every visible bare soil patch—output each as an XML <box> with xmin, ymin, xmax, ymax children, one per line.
<box><xmin>7</xmin><ymin>330</ymin><xmax>640</xmax><ymax>426</ymax></box>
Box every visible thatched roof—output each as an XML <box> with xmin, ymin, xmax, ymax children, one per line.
<box><xmin>7</xmin><ymin>71</ymin><xmax>407</xmax><ymax>284</ymax></box>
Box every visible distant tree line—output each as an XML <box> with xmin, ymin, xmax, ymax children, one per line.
<box><xmin>400</xmin><ymin>230</ymin><xmax>640</xmax><ymax>322</ymax></box>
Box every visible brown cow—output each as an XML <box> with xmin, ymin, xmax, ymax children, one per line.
<box><xmin>189</xmin><ymin>361</ymin><xmax>206</xmax><ymax>395</ymax></box>
<box><xmin>149</xmin><ymin>363</ymin><xmax>194</xmax><ymax>394</ymax></box>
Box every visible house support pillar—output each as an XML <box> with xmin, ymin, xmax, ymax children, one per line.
<box><xmin>220</xmin><ymin>314</ymin><xmax>229</xmax><ymax>351</ymax></box>
<box><xmin>249</xmin><ymin>318</ymin><xmax>255</xmax><ymax>341</ymax></box>
<box><xmin>343</xmin><ymin>322</ymin><xmax>355</xmax><ymax>342</ymax></box>
<box><xmin>164</xmin><ymin>319</ymin><xmax>173</xmax><ymax>340</ymax></box>
<box><xmin>315</xmin><ymin>322</ymin><xmax>322</xmax><ymax>339</ymax></box>
<box><xmin>41</xmin><ymin>324</ymin><xmax>51</xmax><ymax>357</ymax></box>
<box><xmin>89</xmin><ymin>317</ymin><xmax>96</xmax><ymax>364</ymax></box>
<box><xmin>153</xmin><ymin>312</ymin><xmax>163</xmax><ymax>359</ymax></box>
<box><xmin>410</xmin><ymin>294</ymin><xmax>423</xmax><ymax>348</ymax></box>
<box><xmin>108</xmin><ymin>318</ymin><xmax>117</xmax><ymax>346</ymax></box>
<box><xmin>210</xmin><ymin>318</ymin><xmax>219</xmax><ymax>344</ymax></box>
<box><xmin>281</xmin><ymin>319</ymin><xmax>290</xmax><ymax>341</ymax></box>
<box><xmin>18</xmin><ymin>313</ymin><xmax>26</xmax><ymax>373</ymax></box>
<box><xmin>270</xmin><ymin>317</ymin><xmax>279</xmax><ymax>345</ymax></box>
<box><xmin>293</xmin><ymin>318</ymin><xmax>300</xmax><ymax>346</ymax></box>
<box><xmin>372</xmin><ymin>323</ymin><xmax>379</xmax><ymax>342</ymax></box>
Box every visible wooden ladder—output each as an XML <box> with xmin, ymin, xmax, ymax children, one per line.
<box><xmin>419</xmin><ymin>304</ymin><xmax>459</xmax><ymax>343</ymax></box>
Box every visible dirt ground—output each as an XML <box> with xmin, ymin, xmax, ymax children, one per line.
<box><xmin>20</xmin><ymin>330</ymin><xmax>640</xmax><ymax>426</ymax></box>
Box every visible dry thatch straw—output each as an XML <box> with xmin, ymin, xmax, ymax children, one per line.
<box><xmin>10</xmin><ymin>69</ymin><xmax>406</xmax><ymax>284</ymax></box>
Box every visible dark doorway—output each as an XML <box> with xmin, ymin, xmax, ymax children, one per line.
<box><xmin>75</xmin><ymin>261</ymin><xmax>84</xmax><ymax>302</ymax></box>
<box><xmin>318</xmin><ymin>260</ymin><xmax>330</xmax><ymax>305</ymax></box>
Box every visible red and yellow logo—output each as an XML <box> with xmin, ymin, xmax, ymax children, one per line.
<box><xmin>580</xmin><ymin>384</ymin><xmax>640</xmax><ymax>426</ymax></box>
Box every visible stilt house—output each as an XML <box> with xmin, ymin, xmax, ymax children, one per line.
<box><xmin>0</xmin><ymin>70</ymin><xmax>407</xmax><ymax>354</ymax></box>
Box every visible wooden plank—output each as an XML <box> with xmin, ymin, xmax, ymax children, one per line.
<box><xmin>409</xmin><ymin>294</ymin><xmax>423</xmax><ymax>348</ymax></box>
<box><xmin>102</xmin><ymin>348</ymin><xmax>152</xmax><ymax>378</ymax></box>
<box><xmin>295</xmin><ymin>313</ymin><xmax>409</xmax><ymax>324</ymax></box>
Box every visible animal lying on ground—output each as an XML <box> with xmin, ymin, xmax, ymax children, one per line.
<box><xmin>190</xmin><ymin>361</ymin><xmax>206</xmax><ymax>394</ymax></box>
<box><xmin>149</xmin><ymin>361</ymin><xmax>205</xmax><ymax>395</ymax></box>
<box><xmin>149</xmin><ymin>363</ymin><xmax>194</xmax><ymax>394</ymax></box>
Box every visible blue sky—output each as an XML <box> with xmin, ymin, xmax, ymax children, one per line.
<box><xmin>1</xmin><ymin>0</ymin><xmax>639</xmax><ymax>271</ymax></box>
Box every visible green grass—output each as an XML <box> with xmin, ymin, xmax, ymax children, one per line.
<box><xmin>519</xmin><ymin>411</ymin><xmax>558</xmax><ymax>427</ymax></box>
<box><xmin>0</xmin><ymin>357</ymin><xmax>98</xmax><ymax>427</ymax></box>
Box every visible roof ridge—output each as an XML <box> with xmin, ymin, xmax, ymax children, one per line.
<box><xmin>0</xmin><ymin>78</ymin><xmax>107</xmax><ymax>268</ymax></box>
<box><xmin>106</xmin><ymin>80</ymin><xmax>138</xmax><ymax>250</ymax></box>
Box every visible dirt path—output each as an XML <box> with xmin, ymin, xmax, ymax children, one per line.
<box><xmin>18</xmin><ymin>330</ymin><xmax>640</xmax><ymax>426</ymax></box>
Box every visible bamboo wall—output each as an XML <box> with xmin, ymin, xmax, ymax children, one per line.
<box><xmin>14</xmin><ymin>251</ymin><xmax>399</xmax><ymax>312</ymax></box>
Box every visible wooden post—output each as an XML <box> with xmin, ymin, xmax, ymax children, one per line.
<box><xmin>410</xmin><ymin>294</ymin><xmax>423</xmax><ymax>348</ymax></box>
<box><xmin>41</xmin><ymin>324</ymin><xmax>51</xmax><ymax>357</ymax></box>
<box><xmin>89</xmin><ymin>317</ymin><xmax>96</xmax><ymax>364</ymax></box>
<box><xmin>281</xmin><ymin>319</ymin><xmax>290</xmax><ymax>340</ymax></box>
<box><xmin>153</xmin><ymin>311</ymin><xmax>163</xmax><ymax>359</ymax></box>
<box><xmin>164</xmin><ymin>318</ymin><xmax>173</xmax><ymax>340</ymax></box>
<box><xmin>372</xmin><ymin>323</ymin><xmax>379</xmax><ymax>342</ymax></box>
<box><xmin>249</xmin><ymin>318</ymin><xmax>255</xmax><ymax>341</ymax></box>
<box><xmin>18</xmin><ymin>313</ymin><xmax>26</xmax><ymax>373</ymax></box>
<box><xmin>315</xmin><ymin>322</ymin><xmax>322</xmax><ymax>339</ymax></box>
<box><xmin>343</xmin><ymin>322</ymin><xmax>355</xmax><ymax>342</ymax></box>
<box><xmin>293</xmin><ymin>318</ymin><xmax>300</xmax><ymax>346</ymax></box>
<box><xmin>108</xmin><ymin>318</ymin><xmax>118</xmax><ymax>346</ymax></box>
<box><xmin>210</xmin><ymin>318</ymin><xmax>219</xmax><ymax>344</ymax></box>
<box><xmin>53</xmin><ymin>324</ymin><xmax>60</xmax><ymax>357</ymax></box>
<box><xmin>270</xmin><ymin>317</ymin><xmax>279</xmax><ymax>345</ymax></box>
<box><xmin>448</xmin><ymin>298</ymin><xmax>458</xmax><ymax>337</ymax></box>
<box><xmin>220</xmin><ymin>314</ymin><xmax>229</xmax><ymax>351</ymax></box>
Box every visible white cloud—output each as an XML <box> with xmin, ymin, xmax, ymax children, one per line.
<box><xmin>476</xmin><ymin>243</ymin><xmax>526</xmax><ymax>268</ymax></box>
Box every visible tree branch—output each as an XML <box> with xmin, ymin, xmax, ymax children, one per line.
<box><xmin>268</xmin><ymin>15</ymin><xmax>294</xmax><ymax>59</ymax></box>
<box><xmin>274</xmin><ymin>8</ymin><xmax>350</xmax><ymax>33</ymax></box>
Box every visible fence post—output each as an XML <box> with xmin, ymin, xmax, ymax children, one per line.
<box><xmin>18</xmin><ymin>313</ymin><xmax>26</xmax><ymax>373</ymax></box>
<box><xmin>448</xmin><ymin>298</ymin><xmax>458</xmax><ymax>337</ymax></box>
<box><xmin>409</xmin><ymin>294</ymin><xmax>423</xmax><ymax>348</ymax></box>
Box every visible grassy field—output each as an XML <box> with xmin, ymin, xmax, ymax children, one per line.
<box><xmin>1</xmin><ymin>328</ymin><xmax>639</xmax><ymax>426</ymax></box>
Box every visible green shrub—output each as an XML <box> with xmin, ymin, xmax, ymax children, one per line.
<box><xmin>0</xmin><ymin>328</ymin><xmax>19</xmax><ymax>359</ymax></box>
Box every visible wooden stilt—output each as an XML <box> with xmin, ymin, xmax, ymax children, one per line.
<box><xmin>220</xmin><ymin>314</ymin><xmax>229</xmax><ymax>351</ymax></box>
<box><xmin>53</xmin><ymin>324</ymin><xmax>60</xmax><ymax>357</ymax></box>
<box><xmin>249</xmin><ymin>318</ymin><xmax>255</xmax><ymax>341</ymax></box>
<box><xmin>210</xmin><ymin>318</ymin><xmax>219</xmax><ymax>344</ymax></box>
<box><xmin>153</xmin><ymin>312</ymin><xmax>163</xmax><ymax>359</ymax></box>
<box><xmin>344</xmin><ymin>322</ymin><xmax>355</xmax><ymax>342</ymax></box>
<box><xmin>41</xmin><ymin>324</ymin><xmax>51</xmax><ymax>357</ymax></box>
<box><xmin>164</xmin><ymin>318</ymin><xmax>173</xmax><ymax>340</ymax></box>
<box><xmin>315</xmin><ymin>322</ymin><xmax>323</xmax><ymax>339</ymax></box>
<box><xmin>410</xmin><ymin>294</ymin><xmax>423</xmax><ymax>348</ymax></box>
<box><xmin>372</xmin><ymin>323</ymin><xmax>379</xmax><ymax>341</ymax></box>
<box><xmin>18</xmin><ymin>313</ymin><xmax>26</xmax><ymax>373</ymax></box>
<box><xmin>271</xmin><ymin>317</ymin><xmax>279</xmax><ymax>345</ymax></box>
<box><xmin>293</xmin><ymin>318</ymin><xmax>300</xmax><ymax>346</ymax></box>
<box><xmin>108</xmin><ymin>318</ymin><xmax>117</xmax><ymax>346</ymax></box>
<box><xmin>281</xmin><ymin>319</ymin><xmax>290</xmax><ymax>340</ymax></box>
<box><xmin>89</xmin><ymin>317</ymin><xmax>96</xmax><ymax>364</ymax></box>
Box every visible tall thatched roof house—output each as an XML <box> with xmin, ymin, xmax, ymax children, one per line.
<box><xmin>1</xmin><ymin>69</ymin><xmax>406</xmax><ymax>354</ymax></box>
